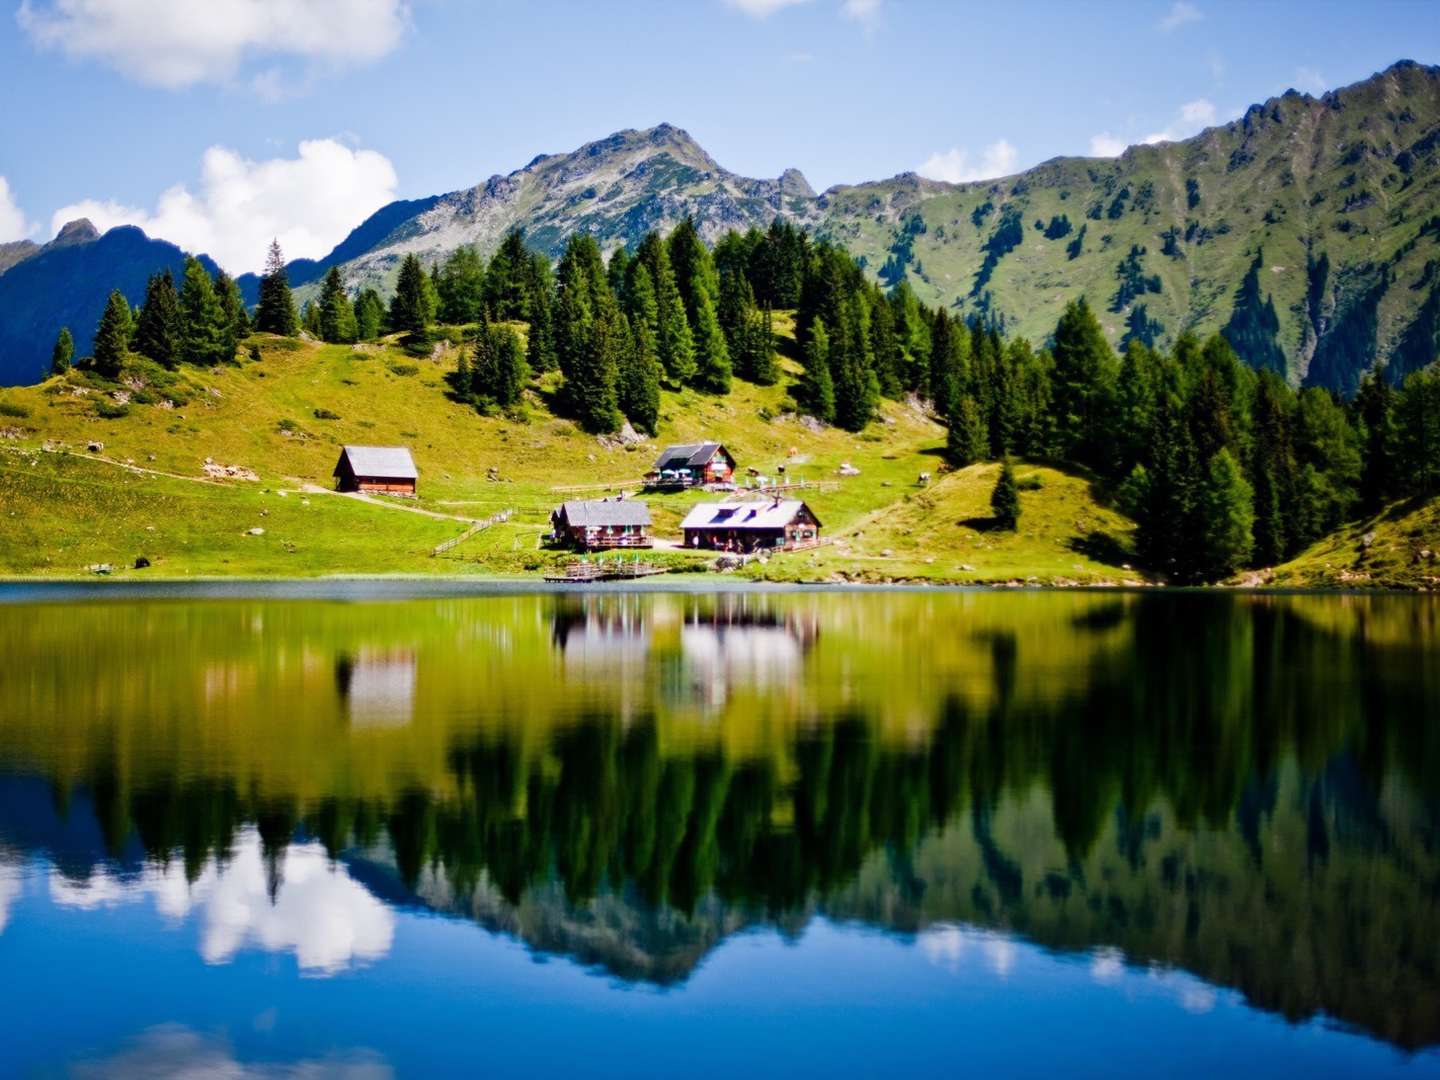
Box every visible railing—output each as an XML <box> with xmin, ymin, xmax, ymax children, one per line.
<box><xmin>583</xmin><ymin>533</ymin><xmax>653</xmax><ymax>549</ymax></box>
<box><xmin>431</xmin><ymin>508</ymin><xmax>513</xmax><ymax>557</ymax></box>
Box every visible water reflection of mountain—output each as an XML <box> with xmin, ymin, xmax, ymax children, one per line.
<box><xmin>0</xmin><ymin>594</ymin><xmax>1435</xmax><ymax>1049</ymax></box>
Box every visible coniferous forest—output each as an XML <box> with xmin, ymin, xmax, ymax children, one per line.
<box><xmin>63</xmin><ymin>215</ymin><xmax>1440</xmax><ymax>584</ymax></box>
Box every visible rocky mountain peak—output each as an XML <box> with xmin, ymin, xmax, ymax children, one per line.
<box><xmin>51</xmin><ymin>219</ymin><xmax>100</xmax><ymax>247</ymax></box>
<box><xmin>779</xmin><ymin>167</ymin><xmax>815</xmax><ymax>198</ymax></box>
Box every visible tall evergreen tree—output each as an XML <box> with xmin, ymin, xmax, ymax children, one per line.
<box><xmin>690</xmin><ymin>288</ymin><xmax>732</xmax><ymax>393</ymax></box>
<box><xmin>947</xmin><ymin>393</ymin><xmax>987</xmax><ymax>466</ymax></box>
<box><xmin>214</xmin><ymin>270</ymin><xmax>248</xmax><ymax>361</ymax></box>
<box><xmin>470</xmin><ymin>322</ymin><xmax>528</xmax><ymax>410</ymax></box>
<box><xmin>354</xmin><ymin>289</ymin><xmax>386</xmax><ymax>341</ymax></box>
<box><xmin>50</xmin><ymin>327</ymin><xmax>73</xmax><ymax>376</ymax></box>
<box><xmin>1195</xmin><ymin>449</ymin><xmax>1255</xmax><ymax>579</ymax></box>
<box><xmin>134</xmin><ymin>269</ymin><xmax>182</xmax><ymax>367</ymax></box>
<box><xmin>666</xmin><ymin>217</ymin><xmax>718</xmax><ymax>327</ymax></box>
<box><xmin>800</xmin><ymin>317</ymin><xmax>835</xmax><ymax>422</ymax></box>
<box><xmin>390</xmin><ymin>254</ymin><xmax>433</xmax><ymax>338</ymax></box>
<box><xmin>484</xmin><ymin>229</ymin><xmax>531</xmax><ymax>321</ymax></box>
<box><xmin>1356</xmin><ymin>369</ymin><xmax>1399</xmax><ymax>509</ymax></box>
<box><xmin>256</xmin><ymin>239</ymin><xmax>298</xmax><ymax>336</ymax></box>
<box><xmin>178</xmin><ymin>257</ymin><xmax>229</xmax><ymax>367</ymax></box>
<box><xmin>437</xmin><ymin>246</ymin><xmax>487</xmax><ymax>324</ymax></box>
<box><xmin>318</xmin><ymin>267</ymin><xmax>357</xmax><ymax>344</ymax></box>
<box><xmin>990</xmin><ymin>459</ymin><xmax>1021</xmax><ymax>530</ymax></box>
<box><xmin>636</xmin><ymin>233</ymin><xmax>694</xmax><ymax>384</ymax></box>
<box><xmin>91</xmin><ymin>289</ymin><xmax>132</xmax><ymax>378</ymax></box>
<box><xmin>524</xmin><ymin>254</ymin><xmax>557</xmax><ymax>372</ymax></box>
<box><xmin>618</xmin><ymin>315</ymin><xmax>662</xmax><ymax>436</ymax></box>
<box><xmin>1050</xmin><ymin>297</ymin><xmax>1116</xmax><ymax>468</ymax></box>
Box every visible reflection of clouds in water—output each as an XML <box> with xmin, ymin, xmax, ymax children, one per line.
<box><xmin>71</xmin><ymin>1024</ymin><xmax>391</xmax><ymax>1079</ymax></box>
<box><xmin>336</xmin><ymin>648</ymin><xmax>418</xmax><ymax>729</ymax></box>
<box><xmin>47</xmin><ymin>829</ymin><xmax>393</xmax><ymax>974</ymax></box>
<box><xmin>0</xmin><ymin>856</ymin><xmax>21</xmax><ymax>934</ymax></box>
<box><xmin>917</xmin><ymin>924</ymin><xmax>1017</xmax><ymax>978</ymax></box>
<box><xmin>1090</xmin><ymin>945</ymin><xmax>1125</xmax><ymax>984</ymax></box>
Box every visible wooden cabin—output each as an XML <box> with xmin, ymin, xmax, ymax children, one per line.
<box><xmin>647</xmin><ymin>442</ymin><xmax>737</xmax><ymax>488</ymax></box>
<box><xmin>680</xmin><ymin>499</ymin><xmax>822</xmax><ymax>553</ymax></box>
<box><xmin>550</xmin><ymin>498</ymin><xmax>653</xmax><ymax>551</ymax></box>
<box><xmin>333</xmin><ymin>445</ymin><xmax>419</xmax><ymax>495</ymax></box>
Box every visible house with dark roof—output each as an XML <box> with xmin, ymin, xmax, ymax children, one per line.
<box><xmin>550</xmin><ymin>498</ymin><xmax>653</xmax><ymax>551</ymax></box>
<box><xmin>680</xmin><ymin>499</ymin><xmax>821</xmax><ymax>552</ymax></box>
<box><xmin>333</xmin><ymin>445</ymin><xmax>419</xmax><ymax>495</ymax></box>
<box><xmin>646</xmin><ymin>442</ymin><xmax>737</xmax><ymax>488</ymax></box>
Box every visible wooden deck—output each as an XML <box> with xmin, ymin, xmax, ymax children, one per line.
<box><xmin>543</xmin><ymin>558</ymin><xmax>670</xmax><ymax>584</ymax></box>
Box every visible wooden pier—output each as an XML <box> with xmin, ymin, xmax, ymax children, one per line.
<box><xmin>543</xmin><ymin>558</ymin><xmax>670</xmax><ymax>584</ymax></box>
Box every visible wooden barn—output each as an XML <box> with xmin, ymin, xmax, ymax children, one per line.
<box><xmin>647</xmin><ymin>442</ymin><xmax>737</xmax><ymax>488</ymax></box>
<box><xmin>680</xmin><ymin>499</ymin><xmax>821</xmax><ymax>553</ymax></box>
<box><xmin>333</xmin><ymin>445</ymin><xmax>419</xmax><ymax>496</ymax></box>
<box><xmin>550</xmin><ymin>498</ymin><xmax>653</xmax><ymax>551</ymax></box>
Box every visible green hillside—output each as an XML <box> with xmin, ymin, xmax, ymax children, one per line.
<box><xmin>0</xmin><ymin>325</ymin><xmax>1136</xmax><ymax>583</ymax></box>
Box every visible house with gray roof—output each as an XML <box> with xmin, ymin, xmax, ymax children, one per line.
<box><xmin>550</xmin><ymin>498</ymin><xmax>653</xmax><ymax>551</ymax></box>
<box><xmin>333</xmin><ymin>445</ymin><xmax>419</xmax><ymax>495</ymax></box>
<box><xmin>646</xmin><ymin>442</ymin><xmax>737</xmax><ymax>488</ymax></box>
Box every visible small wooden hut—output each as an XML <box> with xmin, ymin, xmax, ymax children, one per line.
<box><xmin>647</xmin><ymin>442</ymin><xmax>737</xmax><ymax>488</ymax></box>
<box><xmin>333</xmin><ymin>446</ymin><xmax>419</xmax><ymax>495</ymax></box>
<box><xmin>550</xmin><ymin>499</ymin><xmax>653</xmax><ymax>551</ymax></box>
<box><xmin>680</xmin><ymin>498</ymin><xmax>821</xmax><ymax>552</ymax></box>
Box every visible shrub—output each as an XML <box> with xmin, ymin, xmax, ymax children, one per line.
<box><xmin>1017</xmin><ymin>473</ymin><xmax>1045</xmax><ymax>491</ymax></box>
<box><xmin>386</xmin><ymin>360</ymin><xmax>420</xmax><ymax>377</ymax></box>
<box><xmin>95</xmin><ymin>401</ymin><xmax>130</xmax><ymax>419</ymax></box>
<box><xmin>313</xmin><ymin>407</ymin><xmax>341</xmax><ymax>420</ymax></box>
<box><xmin>0</xmin><ymin>401</ymin><xmax>30</xmax><ymax>418</ymax></box>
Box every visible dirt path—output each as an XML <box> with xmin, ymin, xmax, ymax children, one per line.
<box><xmin>3</xmin><ymin>443</ymin><xmax>231</xmax><ymax>486</ymax></box>
<box><xmin>289</xmin><ymin>482</ymin><xmax>481</xmax><ymax>524</ymax></box>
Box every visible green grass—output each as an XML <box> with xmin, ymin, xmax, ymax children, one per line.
<box><xmin>1267</xmin><ymin>495</ymin><xmax>1440</xmax><ymax>590</ymax></box>
<box><xmin>0</xmin><ymin>326</ymin><xmax>1141</xmax><ymax>582</ymax></box>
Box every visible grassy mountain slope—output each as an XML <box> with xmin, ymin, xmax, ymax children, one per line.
<box><xmin>0</xmin><ymin>322</ymin><xmax>1135</xmax><ymax>582</ymax></box>
<box><xmin>1266</xmin><ymin>495</ymin><xmax>1440</xmax><ymax>589</ymax></box>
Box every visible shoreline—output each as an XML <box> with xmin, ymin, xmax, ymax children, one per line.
<box><xmin>0</xmin><ymin>574</ymin><xmax>1429</xmax><ymax>603</ymax></box>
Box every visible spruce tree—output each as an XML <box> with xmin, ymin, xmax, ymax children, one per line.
<box><xmin>639</xmin><ymin>235</ymin><xmax>694</xmax><ymax>385</ymax></box>
<box><xmin>214</xmin><ymin>270</ymin><xmax>248</xmax><ymax>361</ymax></box>
<box><xmin>1356</xmin><ymin>369</ymin><xmax>1398</xmax><ymax>509</ymax></box>
<box><xmin>178</xmin><ymin>257</ymin><xmax>228</xmax><ymax>366</ymax></box>
<box><xmin>524</xmin><ymin>257</ymin><xmax>557</xmax><ymax>372</ymax></box>
<box><xmin>947</xmin><ymin>393</ymin><xmax>987</xmax><ymax>466</ymax></box>
<box><xmin>1195</xmin><ymin>449</ymin><xmax>1255</xmax><ymax>579</ymax></box>
<box><xmin>50</xmin><ymin>327</ymin><xmax>74</xmax><ymax>376</ymax></box>
<box><xmin>690</xmin><ymin>288</ymin><xmax>732</xmax><ymax>393</ymax></box>
<box><xmin>990</xmin><ymin>459</ymin><xmax>1021</xmax><ymax>530</ymax></box>
<box><xmin>666</xmin><ymin>217</ymin><xmax>718</xmax><ymax>327</ymax></box>
<box><xmin>301</xmin><ymin>299</ymin><xmax>322</xmax><ymax>338</ymax></box>
<box><xmin>389</xmin><ymin>254</ymin><xmax>432</xmax><ymax>339</ymax></box>
<box><xmin>471</xmin><ymin>322</ymin><xmax>528</xmax><ymax>410</ymax></box>
<box><xmin>1050</xmin><ymin>297</ymin><xmax>1116</xmax><ymax>468</ymax></box>
<box><xmin>355</xmin><ymin>289</ymin><xmax>386</xmax><ymax>341</ymax></box>
<box><xmin>92</xmin><ymin>289</ymin><xmax>132</xmax><ymax>378</ymax></box>
<box><xmin>800</xmin><ymin>317</ymin><xmax>835</xmax><ymax>422</ymax></box>
<box><xmin>318</xmin><ymin>267</ymin><xmax>357</xmax><ymax>344</ymax></box>
<box><xmin>619</xmin><ymin>315</ymin><xmax>662</xmax><ymax>436</ymax></box>
<box><xmin>256</xmin><ymin>239</ymin><xmax>298</xmax><ymax>336</ymax></box>
<box><xmin>134</xmin><ymin>269</ymin><xmax>182</xmax><ymax>367</ymax></box>
<box><xmin>438</xmin><ymin>246</ymin><xmax>486</xmax><ymax>324</ymax></box>
<box><xmin>484</xmin><ymin>229</ymin><xmax>531</xmax><ymax>321</ymax></box>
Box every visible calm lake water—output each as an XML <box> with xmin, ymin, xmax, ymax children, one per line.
<box><xmin>1</xmin><ymin>587</ymin><xmax>1437</xmax><ymax>1077</ymax></box>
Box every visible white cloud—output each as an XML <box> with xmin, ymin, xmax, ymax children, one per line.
<box><xmin>1090</xmin><ymin>945</ymin><xmax>1125</xmax><ymax>983</ymax></box>
<box><xmin>917</xmin><ymin>139</ymin><xmax>1019</xmax><ymax>184</ymax></box>
<box><xmin>49</xmin><ymin>830</ymin><xmax>394</xmax><ymax>975</ymax></box>
<box><xmin>16</xmin><ymin>0</ymin><xmax>409</xmax><ymax>91</ymax></box>
<box><xmin>49</xmin><ymin>139</ymin><xmax>398</xmax><ymax>275</ymax></box>
<box><xmin>724</xmin><ymin>0</ymin><xmax>809</xmax><ymax>16</ymax></box>
<box><xmin>841</xmin><ymin>0</ymin><xmax>883</xmax><ymax>26</ymax></box>
<box><xmin>1294</xmin><ymin>66</ymin><xmax>1327</xmax><ymax>95</ymax></box>
<box><xmin>1141</xmin><ymin>98</ymin><xmax>1218</xmax><ymax>145</ymax></box>
<box><xmin>72</xmin><ymin>1025</ymin><xmax>392</xmax><ymax>1080</ymax></box>
<box><xmin>917</xmin><ymin>924</ymin><xmax>1018</xmax><ymax>977</ymax></box>
<box><xmin>1158</xmin><ymin>1</ymin><xmax>1202</xmax><ymax>32</ymax></box>
<box><xmin>0</xmin><ymin>177</ymin><xmax>34</xmax><ymax>242</ymax></box>
<box><xmin>0</xmin><ymin>858</ymin><xmax>21</xmax><ymax>934</ymax></box>
<box><xmin>1089</xmin><ymin>132</ymin><xmax>1129</xmax><ymax>158</ymax></box>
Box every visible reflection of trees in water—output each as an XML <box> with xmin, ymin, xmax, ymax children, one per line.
<box><xmin>5</xmin><ymin>595</ymin><xmax>1439</xmax><ymax>1047</ymax></box>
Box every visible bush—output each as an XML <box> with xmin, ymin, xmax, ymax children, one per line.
<box><xmin>386</xmin><ymin>360</ymin><xmax>420</xmax><ymax>377</ymax></box>
<box><xmin>0</xmin><ymin>401</ymin><xmax>30</xmax><ymax>418</ymax></box>
<box><xmin>313</xmin><ymin>407</ymin><xmax>341</xmax><ymax>420</ymax></box>
<box><xmin>1017</xmin><ymin>473</ymin><xmax>1045</xmax><ymax>491</ymax></box>
<box><xmin>95</xmin><ymin>401</ymin><xmax>130</xmax><ymax>420</ymax></box>
<box><xmin>248</xmin><ymin>344</ymin><xmax>262</xmax><ymax>362</ymax></box>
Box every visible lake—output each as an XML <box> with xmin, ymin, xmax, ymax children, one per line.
<box><xmin>0</xmin><ymin>587</ymin><xmax>1437</xmax><ymax>1077</ymax></box>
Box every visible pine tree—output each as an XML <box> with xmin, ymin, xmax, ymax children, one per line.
<box><xmin>389</xmin><ymin>254</ymin><xmax>432</xmax><ymax>339</ymax></box>
<box><xmin>800</xmin><ymin>317</ymin><xmax>835</xmax><ymax>422</ymax></box>
<box><xmin>637</xmin><ymin>234</ymin><xmax>695</xmax><ymax>385</ymax></box>
<box><xmin>1356</xmin><ymin>369</ymin><xmax>1398</xmax><ymax>509</ymax></box>
<box><xmin>947</xmin><ymin>393</ymin><xmax>987</xmax><ymax>466</ymax></box>
<box><xmin>1135</xmin><ymin>392</ymin><xmax>1198</xmax><ymax>577</ymax></box>
<box><xmin>318</xmin><ymin>267</ymin><xmax>357</xmax><ymax>344</ymax></box>
<box><xmin>524</xmin><ymin>256</ymin><xmax>557</xmax><ymax>372</ymax></box>
<box><xmin>1195</xmin><ymin>449</ymin><xmax>1255</xmax><ymax>579</ymax></box>
<box><xmin>555</xmin><ymin>234</ymin><xmax>621</xmax><ymax>433</ymax></box>
<box><xmin>1250</xmin><ymin>372</ymin><xmax>1297</xmax><ymax>564</ymax></box>
<box><xmin>256</xmin><ymin>239</ymin><xmax>298</xmax><ymax>336</ymax></box>
<box><xmin>301</xmin><ymin>299</ymin><xmax>322</xmax><ymax>338</ymax></box>
<box><xmin>666</xmin><ymin>217</ymin><xmax>718</xmax><ymax>327</ymax></box>
<box><xmin>214</xmin><ymin>270</ymin><xmax>248</xmax><ymax>361</ymax></box>
<box><xmin>354</xmin><ymin>289</ymin><xmax>385</xmax><ymax>340</ymax></box>
<box><xmin>619</xmin><ymin>315</ymin><xmax>662</xmax><ymax>436</ymax></box>
<box><xmin>178</xmin><ymin>257</ymin><xmax>228</xmax><ymax>366</ymax></box>
<box><xmin>990</xmin><ymin>459</ymin><xmax>1021</xmax><ymax>530</ymax></box>
<box><xmin>438</xmin><ymin>246</ymin><xmax>486</xmax><ymax>324</ymax></box>
<box><xmin>470</xmin><ymin>322</ymin><xmax>528</xmax><ymax>410</ymax></box>
<box><xmin>483</xmin><ymin>229</ymin><xmax>531</xmax><ymax>321</ymax></box>
<box><xmin>134</xmin><ymin>269</ymin><xmax>182</xmax><ymax>367</ymax></box>
<box><xmin>91</xmin><ymin>289</ymin><xmax>132</xmax><ymax>378</ymax></box>
<box><xmin>690</xmin><ymin>288</ymin><xmax>731</xmax><ymax>393</ymax></box>
<box><xmin>50</xmin><ymin>327</ymin><xmax>73</xmax><ymax>376</ymax></box>
<box><xmin>1050</xmin><ymin>297</ymin><xmax>1116</xmax><ymax>468</ymax></box>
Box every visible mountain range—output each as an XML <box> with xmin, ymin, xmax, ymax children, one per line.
<box><xmin>2</xmin><ymin>60</ymin><xmax>1439</xmax><ymax>390</ymax></box>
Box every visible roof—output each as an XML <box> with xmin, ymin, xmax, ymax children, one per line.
<box><xmin>557</xmin><ymin>499</ymin><xmax>652</xmax><ymax>528</ymax></box>
<box><xmin>653</xmin><ymin>442</ymin><xmax>730</xmax><ymax>472</ymax></box>
<box><xmin>680</xmin><ymin>500</ymin><xmax>819</xmax><ymax>531</ymax></box>
<box><xmin>335</xmin><ymin>445</ymin><xmax>418</xmax><ymax>480</ymax></box>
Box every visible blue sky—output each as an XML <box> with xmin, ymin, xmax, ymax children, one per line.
<box><xmin>1</xmin><ymin>0</ymin><xmax>1436</xmax><ymax>273</ymax></box>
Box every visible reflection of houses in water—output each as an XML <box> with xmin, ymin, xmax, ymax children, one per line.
<box><xmin>550</xmin><ymin>597</ymin><xmax>651</xmax><ymax>675</ymax></box>
<box><xmin>676</xmin><ymin>598</ymin><xmax>820</xmax><ymax>708</ymax></box>
<box><xmin>334</xmin><ymin>648</ymin><xmax>419</xmax><ymax>729</ymax></box>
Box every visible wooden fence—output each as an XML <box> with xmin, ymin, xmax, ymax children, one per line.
<box><xmin>431</xmin><ymin>508</ymin><xmax>513</xmax><ymax>556</ymax></box>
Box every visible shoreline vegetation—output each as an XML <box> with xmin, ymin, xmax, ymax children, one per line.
<box><xmin>2</xmin><ymin>221</ymin><xmax>1436</xmax><ymax>591</ymax></box>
